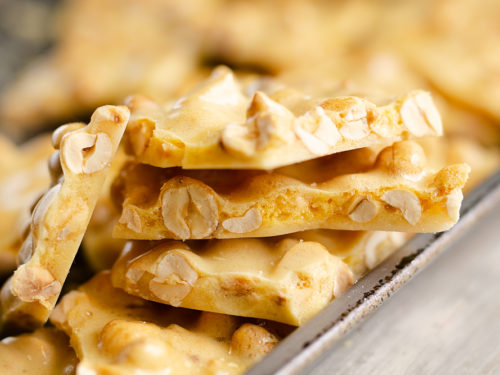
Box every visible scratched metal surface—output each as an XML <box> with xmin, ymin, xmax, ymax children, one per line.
<box><xmin>246</xmin><ymin>169</ymin><xmax>500</xmax><ymax>375</ymax></box>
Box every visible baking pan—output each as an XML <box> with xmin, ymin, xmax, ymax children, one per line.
<box><xmin>247</xmin><ymin>168</ymin><xmax>500</xmax><ymax>375</ymax></box>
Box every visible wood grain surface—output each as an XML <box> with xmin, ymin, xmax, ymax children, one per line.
<box><xmin>307</xmin><ymin>207</ymin><xmax>500</xmax><ymax>375</ymax></box>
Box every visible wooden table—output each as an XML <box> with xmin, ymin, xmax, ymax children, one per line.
<box><xmin>308</xmin><ymin>206</ymin><xmax>500</xmax><ymax>375</ymax></box>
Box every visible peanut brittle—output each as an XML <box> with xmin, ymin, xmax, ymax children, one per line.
<box><xmin>51</xmin><ymin>272</ymin><xmax>285</xmax><ymax>375</ymax></box>
<box><xmin>113</xmin><ymin>141</ymin><xmax>469</xmax><ymax>240</ymax></box>
<box><xmin>0</xmin><ymin>135</ymin><xmax>53</xmax><ymax>278</ymax></box>
<box><xmin>0</xmin><ymin>105</ymin><xmax>129</xmax><ymax>331</ymax></box>
<box><xmin>125</xmin><ymin>66</ymin><xmax>442</xmax><ymax>170</ymax></box>
<box><xmin>111</xmin><ymin>230</ymin><xmax>404</xmax><ymax>325</ymax></box>
<box><xmin>112</xmin><ymin>238</ymin><xmax>353</xmax><ymax>326</ymax></box>
<box><xmin>0</xmin><ymin>328</ymin><xmax>78</xmax><ymax>374</ymax></box>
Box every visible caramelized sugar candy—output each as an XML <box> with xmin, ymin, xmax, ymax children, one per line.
<box><xmin>0</xmin><ymin>135</ymin><xmax>53</xmax><ymax>279</ymax></box>
<box><xmin>51</xmin><ymin>272</ymin><xmax>287</xmax><ymax>375</ymax></box>
<box><xmin>0</xmin><ymin>106</ymin><xmax>129</xmax><ymax>332</ymax></box>
<box><xmin>0</xmin><ymin>328</ymin><xmax>78</xmax><ymax>375</ymax></box>
<box><xmin>111</xmin><ymin>231</ymin><xmax>405</xmax><ymax>325</ymax></box>
<box><xmin>125</xmin><ymin>66</ymin><xmax>443</xmax><ymax>170</ymax></box>
<box><xmin>113</xmin><ymin>141</ymin><xmax>469</xmax><ymax>240</ymax></box>
<box><xmin>112</xmin><ymin>239</ymin><xmax>353</xmax><ymax>326</ymax></box>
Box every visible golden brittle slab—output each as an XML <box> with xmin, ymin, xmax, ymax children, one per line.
<box><xmin>111</xmin><ymin>230</ymin><xmax>405</xmax><ymax>325</ymax></box>
<box><xmin>125</xmin><ymin>66</ymin><xmax>442</xmax><ymax>170</ymax></box>
<box><xmin>113</xmin><ymin>141</ymin><xmax>469</xmax><ymax>240</ymax></box>
<box><xmin>112</xmin><ymin>238</ymin><xmax>352</xmax><ymax>326</ymax></box>
<box><xmin>51</xmin><ymin>272</ymin><xmax>287</xmax><ymax>375</ymax></box>
<box><xmin>0</xmin><ymin>105</ymin><xmax>128</xmax><ymax>331</ymax></box>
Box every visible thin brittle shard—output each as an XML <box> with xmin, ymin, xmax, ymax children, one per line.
<box><xmin>0</xmin><ymin>105</ymin><xmax>129</xmax><ymax>332</ymax></box>
<box><xmin>111</xmin><ymin>230</ymin><xmax>406</xmax><ymax>326</ymax></box>
<box><xmin>113</xmin><ymin>141</ymin><xmax>469</xmax><ymax>240</ymax></box>
<box><xmin>111</xmin><ymin>239</ymin><xmax>352</xmax><ymax>326</ymax></box>
<box><xmin>125</xmin><ymin>66</ymin><xmax>442</xmax><ymax>170</ymax></box>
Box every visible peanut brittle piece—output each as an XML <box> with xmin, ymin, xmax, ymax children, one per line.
<box><xmin>0</xmin><ymin>328</ymin><xmax>78</xmax><ymax>374</ymax></box>
<box><xmin>125</xmin><ymin>66</ymin><xmax>442</xmax><ymax>170</ymax></box>
<box><xmin>0</xmin><ymin>105</ymin><xmax>129</xmax><ymax>331</ymax></box>
<box><xmin>0</xmin><ymin>135</ymin><xmax>53</xmax><ymax>278</ymax></box>
<box><xmin>113</xmin><ymin>141</ymin><xmax>469</xmax><ymax>240</ymax></box>
<box><xmin>50</xmin><ymin>272</ymin><xmax>284</xmax><ymax>375</ymax></box>
<box><xmin>112</xmin><ymin>238</ymin><xmax>353</xmax><ymax>326</ymax></box>
<box><xmin>111</xmin><ymin>230</ymin><xmax>405</xmax><ymax>325</ymax></box>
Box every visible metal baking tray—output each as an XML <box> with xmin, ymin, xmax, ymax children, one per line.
<box><xmin>247</xmin><ymin>169</ymin><xmax>500</xmax><ymax>375</ymax></box>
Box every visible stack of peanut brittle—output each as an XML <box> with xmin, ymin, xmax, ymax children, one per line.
<box><xmin>1</xmin><ymin>1</ymin><xmax>499</xmax><ymax>374</ymax></box>
<box><xmin>0</xmin><ymin>65</ymin><xmax>471</xmax><ymax>374</ymax></box>
<box><xmin>108</xmin><ymin>67</ymin><xmax>469</xmax><ymax>327</ymax></box>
